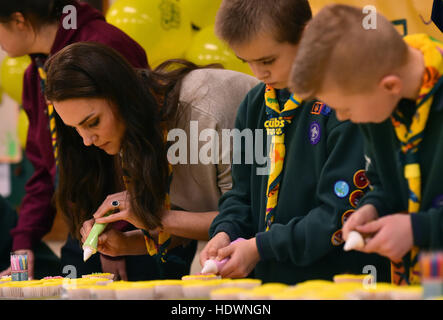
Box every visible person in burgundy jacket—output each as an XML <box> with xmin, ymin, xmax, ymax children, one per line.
<box><xmin>0</xmin><ymin>0</ymin><xmax>173</xmax><ymax>281</ymax></box>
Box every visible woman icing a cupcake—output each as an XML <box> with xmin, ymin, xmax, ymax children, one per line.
<box><xmin>44</xmin><ymin>42</ymin><xmax>258</xmax><ymax>277</ymax></box>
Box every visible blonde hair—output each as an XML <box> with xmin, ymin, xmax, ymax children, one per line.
<box><xmin>289</xmin><ymin>4</ymin><xmax>408</xmax><ymax>99</ymax></box>
<box><xmin>215</xmin><ymin>0</ymin><xmax>311</xmax><ymax>46</ymax></box>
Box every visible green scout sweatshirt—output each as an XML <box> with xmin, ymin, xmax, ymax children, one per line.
<box><xmin>209</xmin><ymin>83</ymin><xmax>390</xmax><ymax>284</ymax></box>
<box><xmin>358</xmin><ymin>81</ymin><xmax>443</xmax><ymax>250</ymax></box>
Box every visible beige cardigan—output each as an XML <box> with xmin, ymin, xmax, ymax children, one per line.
<box><xmin>168</xmin><ymin>68</ymin><xmax>259</xmax><ymax>212</ymax></box>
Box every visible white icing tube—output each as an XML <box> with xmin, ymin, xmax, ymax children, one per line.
<box><xmin>344</xmin><ymin>231</ymin><xmax>365</xmax><ymax>251</ymax></box>
<box><xmin>201</xmin><ymin>258</ymin><xmax>228</xmax><ymax>274</ymax></box>
<box><xmin>200</xmin><ymin>237</ymin><xmax>245</xmax><ymax>274</ymax></box>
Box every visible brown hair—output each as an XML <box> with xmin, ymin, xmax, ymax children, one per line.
<box><xmin>44</xmin><ymin>42</ymin><xmax>221</xmax><ymax>239</ymax></box>
<box><xmin>0</xmin><ymin>0</ymin><xmax>75</xmax><ymax>30</ymax></box>
<box><xmin>215</xmin><ymin>0</ymin><xmax>312</xmax><ymax>45</ymax></box>
<box><xmin>289</xmin><ymin>4</ymin><xmax>409</xmax><ymax>99</ymax></box>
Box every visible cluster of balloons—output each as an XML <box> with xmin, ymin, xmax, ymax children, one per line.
<box><xmin>0</xmin><ymin>55</ymin><xmax>31</xmax><ymax>149</ymax></box>
<box><xmin>0</xmin><ymin>0</ymin><xmax>254</xmax><ymax>150</ymax></box>
<box><xmin>106</xmin><ymin>0</ymin><xmax>252</xmax><ymax>74</ymax></box>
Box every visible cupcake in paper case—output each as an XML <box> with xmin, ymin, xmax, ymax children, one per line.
<box><xmin>302</xmin><ymin>282</ymin><xmax>366</xmax><ymax>300</ymax></box>
<box><xmin>0</xmin><ymin>276</ymin><xmax>11</xmax><ymax>284</ymax></box>
<box><xmin>39</xmin><ymin>279</ymin><xmax>65</xmax><ymax>298</ymax></box>
<box><xmin>22</xmin><ymin>280</ymin><xmax>46</xmax><ymax>299</ymax></box>
<box><xmin>0</xmin><ymin>282</ymin><xmax>10</xmax><ymax>298</ymax></box>
<box><xmin>270</xmin><ymin>280</ymin><xmax>334</xmax><ymax>300</ymax></box>
<box><xmin>333</xmin><ymin>273</ymin><xmax>375</xmax><ymax>285</ymax></box>
<box><xmin>182</xmin><ymin>279</ymin><xmax>225</xmax><ymax>299</ymax></box>
<box><xmin>210</xmin><ymin>287</ymin><xmax>250</xmax><ymax>300</ymax></box>
<box><xmin>90</xmin><ymin>283</ymin><xmax>118</xmax><ymax>300</ymax></box>
<box><xmin>220</xmin><ymin>278</ymin><xmax>262</xmax><ymax>289</ymax></box>
<box><xmin>153</xmin><ymin>280</ymin><xmax>184</xmax><ymax>300</ymax></box>
<box><xmin>271</xmin><ymin>286</ymin><xmax>310</xmax><ymax>300</ymax></box>
<box><xmin>238</xmin><ymin>283</ymin><xmax>289</xmax><ymax>300</ymax></box>
<box><xmin>42</xmin><ymin>276</ymin><xmax>64</xmax><ymax>280</ymax></box>
<box><xmin>113</xmin><ymin>281</ymin><xmax>156</xmax><ymax>300</ymax></box>
<box><xmin>62</xmin><ymin>278</ymin><xmax>109</xmax><ymax>300</ymax></box>
<box><xmin>181</xmin><ymin>274</ymin><xmax>221</xmax><ymax>281</ymax></box>
<box><xmin>347</xmin><ymin>282</ymin><xmax>397</xmax><ymax>300</ymax></box>
<box><xmin>64</xmin><ymin>284</ymin><xmax>100</xmax><ymax>300</ymax></box>
<box><xmin>2</xmin><ymin>280</ymin><xmax>41</xmax><ymax>299</ymax></box>
<box><xmin>82</xmin><ymin>273</ymin><xmax>115</xmax><ymax>281</ymax></box>
<box><xmin>389</xmin><ymin>285</ymin><xmax>423</xmax><ymax>300</ymax></box>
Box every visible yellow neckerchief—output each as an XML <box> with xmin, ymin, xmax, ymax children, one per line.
<box><xmin>390</xmin><ymin>34</ymin><xmax>443</xmax><ymax>285</ymax></box>
<box><xmin>142</xmin><ymin>163</ymin><xmax>174</xmax><ymax>263</ymax></box>
<box><xmin>35</xmin><ymin>58</ymin><xmax>58</xmax><ymax>166</ymax></box>
<box><xmin>264</xmin><ymin>86</ymin><xmax>302</xmax><ymax>231</ymax></box>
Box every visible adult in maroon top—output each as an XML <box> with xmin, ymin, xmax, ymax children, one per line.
<box><xmin>0</xmin><ymin>1</ymin><xmax>153</xmax><ymax>280</ymax></box>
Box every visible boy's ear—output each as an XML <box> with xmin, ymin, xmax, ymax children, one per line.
<box><xmin>379</xmin><ymin>75</ymin><xmax>402</xmax><ymax>95</ymax></box>
<box><xmin>10</xmin><ymin>12</ymin><xmax>27</xmax><ymax>31</ymax></box>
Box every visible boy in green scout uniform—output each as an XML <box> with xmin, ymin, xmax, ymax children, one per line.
<box><xmin>200</xmin><ymin>0</ymin><xmax>390</xmax><ymax>284</ymax></box>
<box><xmin>290</xmin><ymin>4</ymin><xmax>443</xmax><ymax>286</ymax></box>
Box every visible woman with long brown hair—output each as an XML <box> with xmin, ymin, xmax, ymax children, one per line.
<box><xmin>44</xmin><ymin>41</ymin><xmax>258</xmax><ymax>277</ymax></box>
<box><xmin>0</xmin><ymin>0</ymin><xmax>150</xmax><ymax>281</ymax></box>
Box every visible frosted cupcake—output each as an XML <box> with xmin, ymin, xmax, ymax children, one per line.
<box><xmin>113</xmin><ymin>281</ymin><xmax>156</xmax><ymax>300</ymax></box>
<box><xmin>153</xmin><ymin>280</ymin><xmax>184</xmax><ymax>299</ymax></box>
<box><xmin>90</xmin><ymin>283</ymin><xmax>117</xmax><ymax>300</ymax></box>
<box><xmin>0</xmin><ymin>276</ymin><xmax>11</xmax><ymax>284</ymax></box>
<box><xmin>182</xmin><ymin>274</ymin><xmax>221</xmax><ymax>281</ymax></box>
<box><xmin>389</xmin><ymin>285</ymin><xmax>423</xmax><ymax>300</ymax></box>
<box><xmin>333</xmin><ymin>274</ymin><xmax>375</xmax><ymax>285</ymax></box>
<box><xmin>182</xmin><ymin>280</ymin><xmax>225</xmax><ymax>299</ymax></box>
<box><xmin>82</xmin><ymin>273</ymin><xmax>115</xmax><ymax>280</ymax></box>
<box><xmin>239</xmin><ymin>283</ymin><xmax>289</xmax><ymax>300</ymax></box>
<box><xmin>220</xmin><ymin>279</ymin><xmax>262</xmax><ymax>289</ymax></box>
<box><xmin>62</xmin><ymin>278</ymin><xmax>106</xmax><ymax>300</ymax></box>
<box><xmin>347</xmin><ymin>282</ymin><xmax>396</xmax><ymax>300</ymax></box>
<box><xmin>2</xmin><ymin>281</ymin><xmax>40</xmax><ymax>299</ymax></box>
<box><xmin>210</xmin><ymin>287</ymin><xmax>250</xmax><ymax>300</ymax></box>
<box><xmin>271</xmin><ymin>280</ymin><xmax>333</xmax><ymax>300</ymax></box>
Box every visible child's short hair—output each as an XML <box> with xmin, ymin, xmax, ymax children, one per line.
<box><xmin>215</xmin><ymin>0</ymin><xmax>312</xmax><ymax>45</ymax></box>
<box><xmin>289</xmin><ymin>4</ymin><xmax>409</xmax><ymax>99</ymax></box>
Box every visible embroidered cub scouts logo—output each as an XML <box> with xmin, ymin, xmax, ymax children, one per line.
<box><xmin>264</xmin><ymin>117</ymin><xmax>286</xmax><ymax>136</ymax></box>
<box><xmin>309</xmin><ymin>121</ymin><xmax>321</xmax><ymax>145</ymax></box>
<box><xmin>331</xmin><ymin>229</ymin><xmax>344</xmax><ymax>246</ymax></box>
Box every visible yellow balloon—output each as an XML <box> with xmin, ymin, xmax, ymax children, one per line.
<box><xmin>181</xmin><ymin>0</ymin><xmax>222</xmax><ymax>29</ymax></box>
<box><xmin>106</xmin><ymin>0</ymin><xmax>193</xmax><ymax>67</ymax></box>
<box><xmin>0</xmin><ymin>55</ymin><xmax>31</xmax><ymax>104</ymax></box>
<box><xmin>184</xmin><ymin>25</ymin><xmax>253</xmax><ymax>76</ymax></box>
<box><xmin>17</xmin><ymin>108</ymin><xmax>29</xmax><ymax>149</ymax></box>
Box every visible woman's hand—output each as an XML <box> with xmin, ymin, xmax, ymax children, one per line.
<box><xmin>93</xmin><ymin>191</ymin><xmax>147</xmax><ymax>230</ymax></box>
<box><xmin>99</xmin><ymin>254</ymin><xmax>128</xmax><ymax>281</ymax></box>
